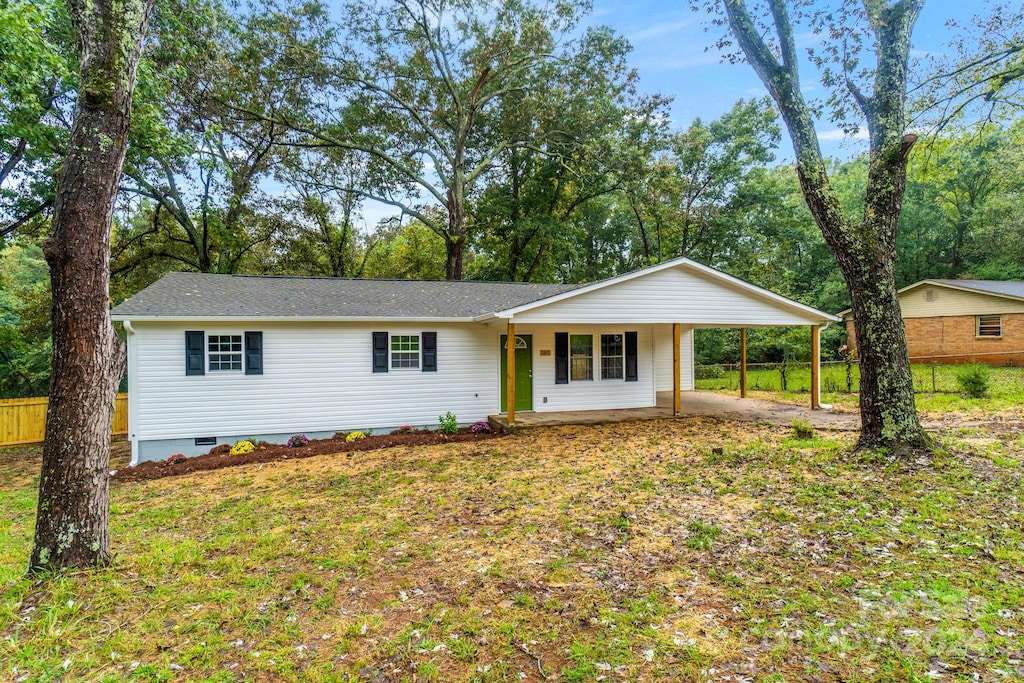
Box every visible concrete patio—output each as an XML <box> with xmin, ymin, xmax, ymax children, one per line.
<box><xmin>489</xmin><ymin>391</ymin><xmax>861</xmax><ymax>431</ymax></box>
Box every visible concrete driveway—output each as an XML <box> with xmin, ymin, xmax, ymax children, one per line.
<box><xmin>491</xmin><ymin>391</ymin><xmax>861</xmax><ymax>431</ymax></box>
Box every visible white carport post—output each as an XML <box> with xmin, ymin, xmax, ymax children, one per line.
<box><xmin>507</xmin><ymin>319</ymin><xmax>516</xmax><ymax>425</ymax></box>
<box><xmin>672</xmin><ymin>323</ymin><xmax>681</xmax><ymax>416</ymax></box>
<box><xmin>811</xmin><ymin>324</ymin><xmax>821</xmax><ymax>410</ymax></box>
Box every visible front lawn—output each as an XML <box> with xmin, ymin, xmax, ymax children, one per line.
<box><xmin>2</xmin><ymin>419</ymin><xmax>1022</xmax><ymax>681</ymax></box>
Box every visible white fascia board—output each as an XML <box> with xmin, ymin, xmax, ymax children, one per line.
<box><xmin>111</xmin><ymin>315</ymin><xmax>478</xmax><ymax>324</ymax></box>
<box><xmin>492</xmin><ymin>256</ymin><xmax>841</xmax><ymax>323</ymax></box>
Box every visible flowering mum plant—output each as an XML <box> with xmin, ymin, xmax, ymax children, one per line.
<box><xmin>470</xmin><ymin>421</ymin><xmax>492</xmax><ymax>434</ymax></box>
<box><xmin>166</xmin><ymin>454</ymin><xmax>187</xmax><ymax>465</ymax></box>
<box><xmin>346</xmin><ymin>431</ymin><xmax>366</xmax><ymax>442</ymax></box>
<box><xmin>230</xmin><ymin>440</ymin><xmax>256</xmax><ymax>455</ymax></box>
<box><xmin>287</xmin><ymin>434</ymin><xmax>309</xmax><ymax>448</ymax></box>
<box><xmin>394</xmin><ymin>425</ymin><xmax>415</xmax><ymax>434</ymax></box>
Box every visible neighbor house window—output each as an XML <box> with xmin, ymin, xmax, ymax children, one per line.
<box><xmin>391</xmin><ymin>334</ymin><xmax>420</xmax><ymax>368</ymax></box>
<box><xmin>601</xmin><ymin>334</ymin><xmax>624</xmax><ymax>380</ymax></box>
<box><xmin>570</xmin><ymin>334</ymin><xmax>593</xmax><ymax>380</ymax></box>
<box><xmin>208</xmin><ymin>335</ymin><xmax>243</xmax><ymax>371</ymax></box>
<box><xmin>977</xmin><ymin>315</ymin><xmax>1002</xmax><ymax>337</ymax></box>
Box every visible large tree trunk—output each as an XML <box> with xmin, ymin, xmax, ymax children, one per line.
<box><xmin>445</xmin><ymin>188</ymin><xmax>466</xmax><ymax>280</ymax></box>
<box><xmin>795</xmin><ymin>136</ymin><xmax>930</xmax><ymax>451</ymax></box>
<box><xmin>30</xmin><ymin>0</ymin><xmax>153</xmax><ymax>573</ymax></box>
<box><xmin>723</xmin><ymin>0</ymin><xmax>930</xmax><ymax>454</ymax></box>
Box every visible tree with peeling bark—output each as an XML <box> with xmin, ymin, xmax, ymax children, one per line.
<box><xmin>704</xmin><ymin>0</ymin><xmax>931</xmax><ymax>452</ymax></box>
<box><xmin>29</xmin><ymin>0</ymin><xmax>155</xmax><ymax>572</ymax></box>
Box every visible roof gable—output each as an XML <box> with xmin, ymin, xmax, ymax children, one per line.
<box><xmin>495</xmin><ymin>257</ymin><xmax>839</xmax><ymax>325</ymax></box>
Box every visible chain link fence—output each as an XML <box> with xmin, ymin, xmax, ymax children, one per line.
<box><xmin>695</xmin><ymin>359</ymin><xmax>1024</xmax><ymax>395</ymax></box>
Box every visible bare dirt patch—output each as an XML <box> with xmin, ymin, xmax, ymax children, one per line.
<box><xmin>111</xmin><ymin>428</ymin><xmax>504</xmax><ymax>483</ymax></box>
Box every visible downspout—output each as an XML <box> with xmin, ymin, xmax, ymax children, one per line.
<box><xmin>122</xmin><ymin>320</ymin><xmax>138</xmax><ymax>465</ymax></box>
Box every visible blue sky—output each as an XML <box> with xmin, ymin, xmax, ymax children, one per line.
<box><xmin>595</xmin><ymin>0</ymin><xmax>987</xmax><ymax>159</ymax></box>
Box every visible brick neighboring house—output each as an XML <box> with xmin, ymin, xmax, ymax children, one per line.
<box><xmin>841</xmin><ymin>279</ymin><xmax>1024</xmax><ymax>365</ymax></box>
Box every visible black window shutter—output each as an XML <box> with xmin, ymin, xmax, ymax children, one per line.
<box><xmin>625</xmin><ymin>331</ymin><xmax>638</xmax><ymax>382</ymax></box>
<box><xmin>185</xmin><ymin>331</ymin><xmax>205</xmax><ymax>376</ymax></box>
<box><xmin>245</xmin><ymin>331</ymin><xmax>263</xmax><ymax>375</ymax></box>
<box><xmin>554</xmin><ymin>332</ymin><xmax>569</xmax><ymax>384</ymax></box>
<box><xmin>372</xmin><ymin>332</ymin><xmax>389</xmax><ymax>372</ymax></box>
<box><xmin>422</xmin><ymin>331</ymin><xmax>437</xmax><ymax>371</ymax></box>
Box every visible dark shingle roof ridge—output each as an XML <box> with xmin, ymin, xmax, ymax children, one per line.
<box><xmin>112</xmin><ymin>270</ymin><xmax>586</xmax><ymax>319</ymax></box>
<box><xmin>167</xmin><ymin>271</ymin><xmax>580</xmax><ymax>288</ymax></box>
<box><xmin>928</xmin><ymin>278</ymin><xmax>1023</xmax><ymax>284</ymax></box>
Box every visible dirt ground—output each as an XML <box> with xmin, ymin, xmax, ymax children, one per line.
<box><xmin>112</xmin><ymin>428</ymin><xmax>504</xmax><ymax>483</ymax></box>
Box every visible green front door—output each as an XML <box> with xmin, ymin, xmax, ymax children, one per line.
<box><xmin>500</xmin><ymin>334</ymin><xmax>533</xmax><ymax>412</ymax></box>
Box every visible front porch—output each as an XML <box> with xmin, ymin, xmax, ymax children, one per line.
<box><xmin>489</xmin><ymin>391</ymin><xmax>860</xmax><ymax>431</ymax></box>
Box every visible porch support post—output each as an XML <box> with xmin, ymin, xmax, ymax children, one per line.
<box><xmin>810</xmin><ymin>324</ymin><xmax>821</xmax><ymax>410</ymax></box>
<box><xmin>739</xmin><ymin>327</ymin><xmax>748</xmax><ymax>399</ymax></box>
<box><xmin>506</xmin><ymin>320</ymin><xmax>516</xmax><ymax>424</ymax></box>
<box><xmin>672</xmin><ymin>323</ymin><xmax>681</xmax><ymax>416</ymax></box>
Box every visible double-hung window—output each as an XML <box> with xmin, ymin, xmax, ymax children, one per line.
<box><xmin>391</xmin><ymin>334</ymin><xmax>420</xmax><ymax>368</ymax></box>
<box><xmin>570</xmin><ymin>334</ymin><xmax>593</xmax><ymax>380</ymax></box>
<box><xmin>208</xmin><ymin>334</ymin><xmax>243</xmax><ymax>371</ymax></box>
<box><xmin>601</xmin><ymin>334</ymin><xmax>624</xmax><ymax>379</ymax></box>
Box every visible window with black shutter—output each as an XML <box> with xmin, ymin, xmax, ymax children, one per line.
<box><xmin>245</xmin><ymin>331</ymin><xmax>263</xmax><ymax>375</ymax></box>
<box><xmin>554</xmin><ymin>332</ymin><xmax>569</xmax><ymax>384</ymax></box>
<box><xmin>185</xmin><ymin>331</ymin><xmax>205</xmax><ymax>376</ymax></box>
<box><xmin>372</xmin><ymin>332</ymin><xmax>389</xmax><ymax>372</ymax></box>
<box><xmin>624</xmin><ymin>331</ymin><xmax>638</xmax><ymax>381</ymax></box>
<box><xmin>422</xmin><ymin>332</ymin><xmax>437</xmax><ymax>371</ymax></box>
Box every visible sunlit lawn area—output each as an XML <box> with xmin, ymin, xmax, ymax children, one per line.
<box><xmin>1</xmin><ymin>417</ymin><xmax>1023</xmax><ymax>681</ymax></box>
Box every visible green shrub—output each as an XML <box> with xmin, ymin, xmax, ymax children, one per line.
<box><xmin>791</xmin><ymin>419</ymin><xmax>815</xmax><ymax>440</ymax></box>
<box><xmin>438</xmin><ymin>411</ymin><xmax>458</xmax><ymax>435</ymax></box>
<box><xmin>956</xmin><ymin>364</ymin><xmax>990</xmax><ymax>398</ymax></box>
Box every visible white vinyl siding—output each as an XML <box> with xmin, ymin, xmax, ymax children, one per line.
<box><xmin>899</xmin><ymin>286</ymin><xmax>1024</xmax><ymax>318</ymax></box>
<box><xmin>510</xmin><ymin>324</ymin><xmax>662</xmax><ymax>412</ymax></box>
<box><xmin>510</xmin><ymin>265</ymin><xmax>826</xmax><ymax>326</ymax></box>
<box><xmin>654</xmin><ymin>324</ymin><xmax>695</xmax><ymax>393</ymax></box>
<box><xmin>130</xmin><ymin>321</ymin><xmax>497</xmax><ymax>442</ymax></box>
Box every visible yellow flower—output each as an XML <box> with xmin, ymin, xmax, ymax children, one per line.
<box><xmin>345</xmin><ymin>431</ymin><xmax>366</xmax><ymax>442</ymax></box>
<box><xmin>230</xmin><ymin>440</ymin><xmax>255</xmax><ymax>455</ymax></box>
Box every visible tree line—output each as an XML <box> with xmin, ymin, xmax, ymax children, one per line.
<box><xmin>4</xmin><ymin>0</ymin><xmax>1022</xmax><ymax>401</ymax></box>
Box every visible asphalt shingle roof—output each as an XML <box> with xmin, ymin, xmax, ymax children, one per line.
<box><xmin>110</xmin><ymin>272</ymin><xmax>582</xmax><ymax>319</ymax></box>
<box><xmin>926</xmin><ymin>279</ymin><xmax>1024</xmax><ymax>300</ymax></box>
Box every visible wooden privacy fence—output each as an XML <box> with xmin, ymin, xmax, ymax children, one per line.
<box><xmin>0</xmin><ymin>394</ymin><xmax>128</xmax><ymax>447</ymax></box>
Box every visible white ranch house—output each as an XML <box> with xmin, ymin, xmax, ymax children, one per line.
<box><xmin>111</xmin><ymin>257</ymin><xmax>840</xmax><ymax>464</ymax></box>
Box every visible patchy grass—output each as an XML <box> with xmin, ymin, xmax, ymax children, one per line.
<box><xmin>1</xmin><ymin>419</ymin><xmax>1023</xmax><ymax>681</ymax></box>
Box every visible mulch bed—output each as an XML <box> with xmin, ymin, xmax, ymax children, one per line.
<box><xmin>111</xmin><ymin>427</ymin><xmax>505</xmax><ymax>483</ymax></box>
